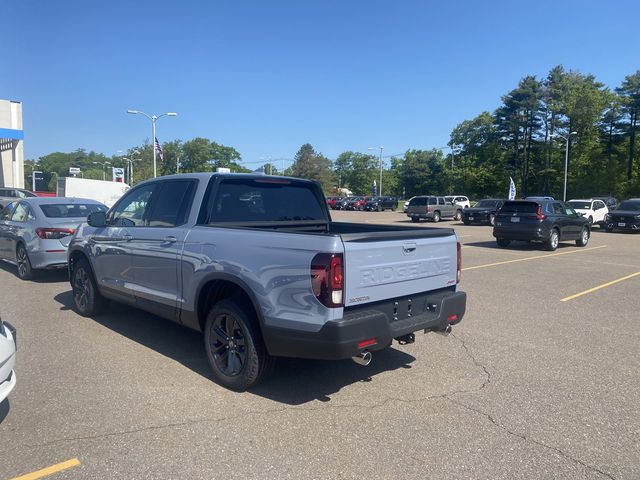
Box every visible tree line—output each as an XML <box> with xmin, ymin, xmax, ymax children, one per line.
<box><xmin>26</xmin><ymin>66</ymin><xmax>640</xmax><ymax>200</ymax></box>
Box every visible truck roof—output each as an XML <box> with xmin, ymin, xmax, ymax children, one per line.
<box><xmin>135</xmin><ymin>172</ymin><xmax>317</xmax><ymax>185</ymax></box>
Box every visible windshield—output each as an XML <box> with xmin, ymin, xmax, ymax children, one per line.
<box><xmin>40</xmin><ymin>203</ymin><xmax>107</xmax><ymax>218</ymax></box>
<box><xmin>568</xmin><ymin>201</ymin><xmax>591</xmax><ymax>210</ymax></box>
<box><xmin>616</xmin><ymin>201</ymin><xmax>640</xmax><ymax>211</ymax></box>
<box><xmin>476</xmin><ymin>200</ymin><xmax>499</xmax><ymax>208</ymax></box>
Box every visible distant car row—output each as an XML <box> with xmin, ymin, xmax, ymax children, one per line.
<box><xmin>326</xmin><ymin>196</ymin><xmax>398</xmax><ymax>211</ymax></box>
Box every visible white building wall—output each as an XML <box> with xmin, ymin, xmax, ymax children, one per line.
<box><xmin>0</xmin><ymin>99</ymin><xmax>24</xmax><ymax>188</ymax></box>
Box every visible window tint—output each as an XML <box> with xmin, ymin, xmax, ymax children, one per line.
<box><xmin>147</xmin><ymin>180</ymin><xmax>196</xmax><ymax>227</ymax></box>
<box><xmin>410</xmin><ymin>197</ymin><xmax>428</xmax><ymax>206</ymax></box>
<box><xmin>109</xmin><ymin>184</ymin><xmax>156</xmax><ymax>227</ymax></box>
<box><xmin>438</xmin><ymin>198</ymin><xmax>445</xmax><ymax>205</ymax></box>
<box><xmin>40</xmin><ymin>203</ymin><xmax>106</xmax><ymax>218</ymax></box>
<box><xmin>11</xmin><ymin>203</ymin><xmax>33</xmax><ymax>222</ymax></box>
<box><xmin>1</xmin><ymin>202</ymin><xmax>17</xmax><ymax>220</ymax></box>
<box><xmin>476</xmin><ymin>200</ymin><xmax>499</xmax><ymax>208</ymax></box>
<box><xmin>17</xmin><ymin>190</ymin><xmax>36</xmax><ymax>198</ymax></box>
<box><xmin>617</xmin><ymin>201</ymin><xmax>640</xmax><ymax>211</ymax></box>
<box><xmin>0</xmin><ymin>189</ymin><xmax>8</xmax><ymax>196</ymax></box>
<box><xmin>208</xmin><ymin>178</ymin><xmax>326</xmax><ymax>223</ymax></box>
<box><xmin>501</xmin><ymin>202</ymin><xmax>539</xmax><ymax>214</ymax></box>
<box><xmin>551</xmin><ymin>203</ymin><xmax>565</xmax><ymax>215</ymax></box>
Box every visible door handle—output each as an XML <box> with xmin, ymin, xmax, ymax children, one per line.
<box><xmin>163</xmin><ymin>235</ymin><xmax>177</xmax><ymax>243</ymax></box>
<box><xmin>123</xmin><ymin>234</ymin><xmax>134</xmax><ymax>241</ymax></box>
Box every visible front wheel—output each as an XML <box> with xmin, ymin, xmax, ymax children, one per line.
<box><xmin>546</xmin><ymin>229</ymin><xmax>560</xmax><ymax>251</ymax></box>
<box><xmin>72</xmin><ymin>259</ymin><xmax>106</xmax><ymax>316</ymax></box>
<box><xmin>204</xmin><ymin>298</ymin><xmax>274</xmax><ymax>391</ymax></box>
<box><xmin>16</xmin><ymin>244</ymin><xmax>33</xmax><ymax>280</ymax></box>
<box><xmin>576</xmin><ymin>227</ymin><xmax>589</xmax><ymax>247</ymax></box>
<box><xmin>587</xmin><ymin>216</ymin><xmax>593</xmax><ymax>225</ymax></box>
<box><xmin>454</xmin><ymin>210</ymin><xmax>462</xmax><ymax>221</ymax></box>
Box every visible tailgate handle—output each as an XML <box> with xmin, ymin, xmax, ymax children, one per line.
<box><xmin>403</xmin><ymin>242</ymin><xmax>417</xmax><ymax>254</ymax></box>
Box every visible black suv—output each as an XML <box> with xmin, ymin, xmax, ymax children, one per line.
<box><xmin>604</xmin><ymin>198</ymin><xmax>640</xmax><ymax>232</ymax></box>
<box><xmin>493</xmin><ymin>200</ymin><xmax>590</xmax><ymax>251</ymax></box>
<box><xmin>462</xmin><ymin>199</ymin><xmax>505</xmax><ymax>226</ymax></box>
<box><xmin>364</xmin><ymin>196</ymin><xmax>398</xmax><ymax>211</ymax></box>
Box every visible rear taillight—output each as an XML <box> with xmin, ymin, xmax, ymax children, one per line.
<box><xmin>456</xmin><ymin>241</ymin><xmax>462</xmax><ymax>284</ymax></box>
<box><xmin>35</xmin><ymin>227</ymin><xmax>76</xmax><ymax>240</ymax></box>
<box><xmin>526</xmin><ymin>206</ymin><xmax>546</xmax><ymax>221</ymax></box>
<box><xmin>311</xmin><ymin>253</ymin><xmax>344</xmax><ymax>307</ymax></box>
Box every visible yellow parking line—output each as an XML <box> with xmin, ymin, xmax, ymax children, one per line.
<box><xmin>561</xmin><ymin>271</ymin><xmax>640</xmax><ymax>302</ymax></box>
<box><xmin>462</xmin><ymin>245</ymin><xmax>607</xmax><ymax>271</ymax></box>
<box><xmin>10</xmin><ymin>458</ymin><xmax>80</xmax><ymax>480</ymax></box>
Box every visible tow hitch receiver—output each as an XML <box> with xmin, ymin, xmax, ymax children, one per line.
<box><xmin>395</xmin><ymin>333</ymin><xmax>415</xmax><ymax>345</ymax></box>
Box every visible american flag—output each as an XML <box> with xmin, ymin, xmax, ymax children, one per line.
<box><xmin>155</xmin><ymin>137</ymin><xmax>164</xmax><ymax>161</ymax></box>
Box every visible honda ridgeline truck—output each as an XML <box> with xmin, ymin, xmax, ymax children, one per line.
<box><xmin>68</xmin><ymin>174</ymin><xmax>466</xmax><ymax>390</ymax></box>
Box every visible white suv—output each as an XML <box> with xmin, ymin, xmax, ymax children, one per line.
<box><xmin>445</xmin><ymin>195</ymin><xmax>471</xmax><ymax>209</ymax></box>
<box><xmin>0</xmin><ymin>316</ymin><xmax>17</xmax><ymax>404</ymax></box>
<box><xmin>567</xmin><ymin>199</ymin><xmax>608</xmax><ymax>226</ymax></box>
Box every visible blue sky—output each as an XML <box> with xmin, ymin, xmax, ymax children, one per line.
<box><xmin>3</xmin><ymin>0</ymin><xmax>639</xmax><ymax>168</ymax></box>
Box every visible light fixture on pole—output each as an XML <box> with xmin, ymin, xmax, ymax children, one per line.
<box><xmin>555</xmin><ymin>131</ymin><xmax>578</xmax><ymax>201</ymax></box>
<box><xmin>368</xmin><ymin>146</ymin><xmax>384</xmax><ymax>196</ymax></box>
<box><xmin>92</xmin><ymin>161</ymin><xmax>111</xmax><ymax>181</ymax></box>
<box><xmin>127</xmin><ymin>110</ymin><xmax>177</xmax><ymax>178</ymax></box>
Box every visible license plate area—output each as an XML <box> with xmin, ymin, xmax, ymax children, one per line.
<box><xmin>618</xmin><ymin>222</ymin><xmax>626</xmax><ymax>227</ymax></box>
<box><xmin>510</xmin><ymin>217</ymin><xmax>520</xmax><ymax>223</ymax></box>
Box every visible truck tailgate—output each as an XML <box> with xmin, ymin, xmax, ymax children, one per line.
<box><xmin>342</xmin><ymin>233</ymin><xmax>458</xmax><ymax>307</ymax></box>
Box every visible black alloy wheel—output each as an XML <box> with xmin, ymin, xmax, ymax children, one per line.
<box><xmin>72</xmin><ymin>259</ymin><xmax>106</xmax><ymax>316</ymax></box>
<box><xmin>16</xmin><ymin>244</ymin><xmax>33</xmax><ymax>280</ymax></box>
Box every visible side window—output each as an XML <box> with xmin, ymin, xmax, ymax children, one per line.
<box><xmin>563</xmin><ymin>203</ymin><xmax>576</xmax><ymax>215</ymax></box>
<box><xmin>1</xmin><ymin>202</ymin><xmax>17</xmax><ymax>220</ymax></box>
<box><xmin>428</xmin><ymin>197</ymin><xmax>437</xmax><ymax>205</ymax></box>
<box><xmin>438</xmin><ymin>198</ymin><xmax>445</xmax><ymax>205</ymax></box>
<box><xmin>551</xmin><ymin>203</ymin><xmax>564</xmax><ymax>215</ymax></box>
<box><xmin>11</xmin><ymin>203</ymin><xmax>33</xmax><ymax>222</ymax></box>
<box><xmin>108</xmin><ymin>184</ymin><xmax>156</xmax><ymax>227</ymax></box>
<box><xmin>147</xmin><ymin>180</ymin><xmax>196</xmax><ymax>227</ymax></box>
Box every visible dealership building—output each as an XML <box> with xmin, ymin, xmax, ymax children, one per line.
<box><xmin>0</xmin><ymin>99</ymin><xmax>25</xmax><ymax>188</ymax></box>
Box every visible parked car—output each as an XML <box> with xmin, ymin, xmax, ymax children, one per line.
<box><xmin>345</xmin><ymin>196</ymin><xmax>369</xmax><ymax>211</ymax></box>
<box><xmin>493</xmin><ymin>199</ymin><xmax>590</xmax><ymax>251</ymax></box>
<box><xmin>407</xmin><ymin>196</ymin><xmax>463</xmax><ymax>223</ymax></box>
<box><xmin>403</xmin><ymin>196</ymin><xmax>416</xmax><ymax>213</ymax></box>
<box><xmin>326</xmin><ymin>196</ymin><xmax>338</xmax><ymax>209</ymax></box>
<box><xmin>594</xmin><ymin>196</ymin><xmax>618</xmax><ymax>209</ymax></box>
<box><xmin>335</xmin><ymin>196</ymin><xmax>353</xmax><ymax>210</ymax></box>
<box><xmin>68</xmin><ymin>173</ymin><xmax>466</xmax><ymax>391</ymax></box>
<box><xmin>364</xmin><ymin>196</ymin><xmax>398</xmax><ymax>211</ymax></box>
<box><xmin>445</xmin><ymin>195</ymin><xmax>471</xmax><ymax>209</ymax></box>
<box><xmin>0</xmin><ymin>188</ymin><xmax>37</xmax><ymax>209</ymax></box>
<box><xmin>0</xmin><ymin>197</ymin><xmax>107</xmax><ymax>280</ymax></box>
<box><xmin>462</xmin><ymin>199</ymin><xmax>505</xmax><ymax>226</ymax></box>
<box><xmin>0</xmin><ymin>313</ymin><xmax>17</xmax><ymax>404</ymax></box>
<box><xmin>567</xmin><ymin>199</ymin><xmax>608</xmax><ymax>226</ymax></box>
<box><xmin>604</xmin><ymin>198</ymin><xmax>640</xmax><ymax>232</ymax></box>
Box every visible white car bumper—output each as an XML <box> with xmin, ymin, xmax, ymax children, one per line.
<box><xmin>0</xmin><ymin>321</ymin><xmax>17</xmax><ymax>403</ymax></box>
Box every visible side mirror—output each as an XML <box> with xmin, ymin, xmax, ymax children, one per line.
<box><xmin>87</xmin><ymin>211</ymin><xmax>107</xmax><ymax>227</ymax></box>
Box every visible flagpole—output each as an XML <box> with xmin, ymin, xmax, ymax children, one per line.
<box><xmin>127</xmin><ymin>110</ymin><xmax>177</xmax><ymax>179</ymax></box>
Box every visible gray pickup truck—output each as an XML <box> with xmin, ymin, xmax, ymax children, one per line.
<box><xmin>407</xmin><ymin>196</ymin><xmax>463</xmax><ymax>223</ymax></box>
<box><xmin>68</xmin><ymin>173</ymin><xmax>466</xmax><ymax>390</ymax></box>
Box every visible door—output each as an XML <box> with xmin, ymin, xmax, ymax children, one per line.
<box><xmin>0</xmin><ymin>202</ymin><xmax>17</xmax><ymax>259</ymax></box>
<box><xmin>439</xmin><ymin>197</ymin><xmax>452</xmax><ymax>217</ymax></box>
<box><xmin>128</xmin><ymin>179</ymin><xmax>197</xmax><ymax>321</ymax></box>
<box><xmin>90</xmin><ymin>183</ymin><xmax>157</xmax><ymax>300</ymax></box>
<box><xmin>561</xmin><ymin>202</ymin><xmax>584</xmax><ymax>238</ymax></box>
<box><xmin>593</xmin><ymin>200</ymin><xmax>607</xmax><ymax>223</ymax></box>
<box><xmin>5</xmin><ymin>202</ymin><xmax>36</xmax><ymax>261</ymax></box>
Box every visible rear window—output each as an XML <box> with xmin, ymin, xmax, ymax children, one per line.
<box><xmin>617</xmin><ymin>201</ymin><xmax>640</xmax><ymax>211</ymax></box>
<box><xmin>500</xmin><ymin>201</ymin><xmax>539</xmax><ymax>214</ymax></box>
<box><xmin>568</xmin><ymin>201</ymin><xmax>591</xmax><ymax>210</ymax></box>
<box><xmin>409</xmin><ymin>197</ymin><xmax>428</xmax><ymax>206</ymax></box>
<box><xmin>40</xmin><ymin>203</ymin><xmax>107</xmax><ymax>218</ymax></box>
<box><xmin>207</xmin><ymin>178</ymin><xmax>326</xmax><ymax>223</ymax></box>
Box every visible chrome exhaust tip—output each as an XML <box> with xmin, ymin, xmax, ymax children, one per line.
<box><xmin>352</xmin><ymin>351</ymin><xmax>372</xmax><ymax>366</ymax></box>
<box><xmin>437</xmin><ymin>325</ymin><xmax>452</xmax><ymax>336</ymax></box>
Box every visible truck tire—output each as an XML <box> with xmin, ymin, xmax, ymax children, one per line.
<box><xmin>432</xmin><ymin>211</ymin><xmax>441</xmax><ymax>223</ymax></box>
<box><xmin>545</xmin><ymin>228</ymin><xmax>560</xmax><ymax>251</ymax></box>
<box><xmin>454</xmin><ymin>210</ymin><xmax>462</xmax><ymax>221</ymax></box>
<box><xmin>204</xmin><ymin>298</ymin><xmax>274</xmax><ymax>391</ymax></box>
<box><xmin>71</xmin><ymin>258</ymin><xmax>107</xmax><ymax>316</ymax></box>
<box><xmin>16</xmin><ymin>244</ymin><xmax>33</xmax><ymax>280</ymax></box>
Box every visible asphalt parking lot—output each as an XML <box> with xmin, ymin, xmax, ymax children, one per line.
<box><xmin>1</xmin><ymin>210</ymin><xmax>638</xmax><ymax>480</ymax></box>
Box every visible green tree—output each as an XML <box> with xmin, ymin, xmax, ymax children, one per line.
<box><xmin>616</xmin><ymin>71</ymin><xmax>640</xmax><ymax>181</ymax></box>
<box><xmin>333</xmin><ymin>151</ymin><xmax>378</xmax><ymax>195</ymax></box>
<box><xmin>290</xmin><ymin>143</ymin><xmax>333</xmax><ymax>192</ymax></box>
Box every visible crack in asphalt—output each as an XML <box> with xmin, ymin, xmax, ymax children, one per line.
<box><xmin>447</xmin><ymin>333</ymin><xmax>617</xmax><ymax>480</ymax></box>
<box><xmin>11</xmin><ymin>335</ymin><xmax>616</xmax><ymax>479</ymax></box>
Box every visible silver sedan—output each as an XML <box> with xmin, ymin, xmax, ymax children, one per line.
<box><xmin>0</xmin><ymin>197</ymin><xmax>107</xmax><ymax>280</ymax></box>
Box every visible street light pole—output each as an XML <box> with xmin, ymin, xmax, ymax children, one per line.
<box><xmin>368</xmin><ymin>146</ymin><xmax>384</xmax><ymax>196</ymax></box>
<box><xmin>127</xmin><ymin>110</ymin><xmax>177</xmax><ymax>178</ymax></box>
<box><xmin>555</xmin><ymin>131</ymin><xmax>577</xmax><ymax>201</ymax></box>
<box><xmin>93</xmin><ymin>161</ymin><xmax>111</xmax><ymax>181</ymax></box>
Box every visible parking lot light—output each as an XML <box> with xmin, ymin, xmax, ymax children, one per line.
<box><xmin>556</xmin><ymin>131</ymin><xmax>578</xmax><ymax>202</ymax></box>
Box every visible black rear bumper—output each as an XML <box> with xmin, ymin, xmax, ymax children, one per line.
<box><xmin>263</xmin><ymin>289</ymin><xmax>466</xmax><ymax>360</ymax></box>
